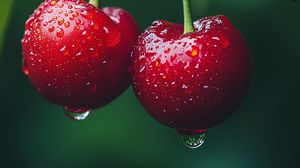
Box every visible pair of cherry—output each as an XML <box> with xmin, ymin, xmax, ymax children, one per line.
<box><xmin>22</xmin><ymin>0</ymin><xmax>252</xmax><ymax>148</ymax></box>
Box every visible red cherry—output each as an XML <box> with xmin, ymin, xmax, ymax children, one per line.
<box><xmin>22</xmin><ymin>0</ymin><xmax>139</xmax><ymax>119</ymax></box>
<box><xmin>131</xmin><ymin>16</ymin><xmax>252</xmax><ymax>145</ymax></box>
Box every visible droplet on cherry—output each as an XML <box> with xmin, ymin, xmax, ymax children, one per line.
<box><xmin>181</xmin><ymin>132</ymin><xmax>206</xmax><ymax>148</ymax></box>
<box><xmin>64</xmin><ymin>106</ymin><xmax>90</xmax><ymax>121</ymax></box>
<box><xmin>22</xmin><ymin>58</ymin><xmax>29</xmax><ymax>76</ymax></box>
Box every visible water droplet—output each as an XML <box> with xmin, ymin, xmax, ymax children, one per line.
<box><xmin>181</xmin><ymin>132</ymin><xmax>206</xmax><ymax>149</ymax></box>
<box><xmin>52</xmin><ymin>16</ymin><xmax>58</xmax><ymax>22</ymax></box>
<box><xmin>139</xmin><ymin>66</ymin><xmax>145</xmax><ymax>72</ymax></box>
<box><xmin>25</xmin><ymin>17</ymin><xmax>34</xmax><ymax>29</ymax></box>
<box><xmin>182</xmin><ymin>84</ymin><xmax>188</xmax><ymax>89</ymax></box>
<box><xmin>58</xmin><ymin>18</ymin><xmax>64</xmax><ymax>25</ymax></box>
<box><xmin>146</xmin><ymin>52</ymin><xmax>156</xmax><ymax>57</ymax></box>
<box><xmin>50</xmin><ymin>0</ymin><xmax>57</xmax><ymax>6</ymax></box>
<box><xmin>92</xmin><ymin>23</ymin><xmax>99</xmax><ymax>30</ymax></box>
<box><xmin>103</xmin><ymin>27</ymin><xmax>109</xmax><ymax>33</ymax></box>
<box><xmin>76</xmin><ymin>19</ymin><xmax>82</xmax><ymax>25</ymax></box>
<box><xmin>48</xmin><ymin>26</ymin><xmax>55</xmax><ymax>32</ymax></box>
<box><xmin>64</xmin><ymin>106</ymin><xmax>90</xmax><ymax>121</ymax></box>
<box><xmin>22</xmin><ymin>59</ymin><xmax>29</xmax><ymax>76</ymax></box>
<box><xmin>76</xmin><ymin>52</ymin><xmax>82</xmax><ymax>56</ymax></box>
<box><xmin>186</xmin><ymin>46</ymin><xmax>199</xmax><ymax>57</ymax></box>
<box><xmin>81</xmin><ymin>11</ymin><xmax>93</xmax><ymax>19</ymax></box>
<box><xmin>153</xmin><ymin>39</ymin><xmax>160</xmax><ymax>43</ymax></box>
<box><xmin>170</xmin><ymin>54</ymin><xmax>177</xmax><ymax>62</ymax></box>
<box><xmin>164</xmin><ymin>48</ymin><xmax>171</xmax><ymax>53</ymax></box>
<box><xmin>47</xmin><ymin>9</ymin><xmax>53</xmax><ymax>13</ymax></box>
<box><xmin>155</xmin><ymin>60</ymin><xmax>160</xmax><ymax>67</ymax></box>
<box><xmin>60</xmin><ymin>45</ymin><xmax>66</xmax><ymax>52</ymax></box>
<box><xmin>56</xmin><ymin>28</ymin><xmax>64</xmax><ymax>38</ymax></box>
<box><xmin>43</xmin><ymin>22</ymin><xmax>48</xmax><ymax>27</ymax></box>
<box><xmin>72</xmin><ymin>12</ymin><xmax>79</xmax><ymax>17</ymax></box>
<box><xmin>58</xmin><ymin>3</ymin><xmax>64</xmax><ymax>8</ymax></box>
<box><xmin>64</xmin><ymin>21</ymin><xmax>70</xmax><ymax>28</ymax></box>
<box><xmin>68</xmin><ymin>5</ymin><xmax>73</xmax><ymax>9</ymax></box>
<box><xmin>212</xmin><ymin>37</ymin><xmax>220</xmax><ymax>41</ymax></box>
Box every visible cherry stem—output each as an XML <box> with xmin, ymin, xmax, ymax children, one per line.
<box><xmin>89</xmin><ymin>0</ymin><xmax>99</xmax><ymax>8</ymax></box>
<box><xmin>183</xmin><ymin>0</ymin><xmax>195</xmax><ymax>34</ymax></box>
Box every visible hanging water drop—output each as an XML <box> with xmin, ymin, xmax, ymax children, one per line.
<box><xmin>22</xmin><ymin>58</ymin><xmax>30</xmax><ymax>76</ymax></box>
<box><xmin>64</xmin><ymin>106</ymin><xmax>91</xmax><ymax>121</ymax></box>
<box><xmin>186</xmin><ymin>46</ymin><xmax>199</xmax><ymax>57</ymax></box>
<box><xmin>180</xmin><ymin>131</ymin><xmax>206</xmax><ymax>148</ymax></box>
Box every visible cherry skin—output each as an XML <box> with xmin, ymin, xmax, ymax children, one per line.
<box><xmin>22</xmin><ymin>0</ymin><xmax>139</xmax><ymax>112</ymax></box>
<box><xmin>131</xmin><ymin>16</ymin><xmax>252</xmax><ymax>134</ymax></box>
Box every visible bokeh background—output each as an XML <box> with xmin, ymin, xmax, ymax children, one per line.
<box><xmin>1</xmin><ymin>0</ymin><xmax>299</xmax><ymax>167</ymax></box>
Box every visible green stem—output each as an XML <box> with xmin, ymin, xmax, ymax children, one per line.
<box><xmin>183</xmin><ymin>0</ymin><xmax>195</xmax><ymax>34</ymax></box>
<box><xmin>89</xmin><ymin>0</ymin><xmax>99</xmax><ymax>8</ymax></box>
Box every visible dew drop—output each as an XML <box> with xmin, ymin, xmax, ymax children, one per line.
<box><xmin>22</xmin><ymin>59</ymin><xmax>29</xmax><ymax>76</ymax></box>
<box><xmin>76</xmin><ymin>19</ymin><xmax>82</xmax><ymax>25</ymax></box>
<box><xmin>81</xmin><ymin>11</ymin><xmax>93</xmax><ymax>19</ymax></box>
<box><xmin>64</xmin><ymin>21</ymin><xmax>70</xmax><ymax>28</ymax></box>
<box><xmin>139</xmin><ymin>66</ymin><xmax>145</xmax><ymax>72</ymax></box>
<box><xmin>103</xmin><ymin>27</ymin><xmax>109</xmax><ymax>34</ymax></box>
<box><xmin>56</xmin><ymin>28</ymin><xmax>64</xmax><ymax>38</ymax></box>
<box><xmin>50</xmin><ymin>0</ymin><xmax>57</xmax><ymax>6</ymax></box>
<box><xmin>48</xmin><ymin>26</ymin><xmax>55</xmax><ymax>32</ymax></box>
<box><xmin>60</xmin><ymin>45</ymin><xmax>66</xmax><ymax>52</ymax></box>
<box><xmin>212</xmin><ymin>37</ymin><xmax>220</xmax><ymax>41</ymax></box>
<box><xmin>76</xmin><ymin>52</ymin><xmax>82</xmax><ymax>56</ymax></box>
<box><xmin>58</xmin><ymin>3</ymin><xmax>64</xmax><ymax>8</ymax></box>
<box><xmin>58</xmin><ymin>18</ymin><xmax>64</xmax><ymax>25</ymax></box>
<box><xmin>25</xmin><ymin>17</ymin><xmax>35</xmax><ymax>29</ymax></box>
<box><xmin>180</xmin><ymin>132</ymin><xmax>206</xmax><ymax>149</ymax></box>
<box><xmin>170</xmin><ymin>54</ymin><xmax>177</xmax><ymax>62</ymax></box>
<box><xmin>43</xmin><ymin>22</ymin><xmax>48</xmax><ymax>27</ymax></box>
<box><xmin>92</xmin><ymin>23</ymin><xmax>99</xmax><ymax>30</ymax></box>
<box><xmin>146</xmin><ymin>52</ymin><xmax>156</xmax><ymax>57</ymax></box>
<box><xmin>53</xmin><ymin>16</ymin><xmax>58</xmax><ymax>22</ymax></box>
<box><xmin>64</xmin><ymin>106</ymin><xmax>90</xmax><ymax>121</ymax></box>
<box><xmin>186</xmin><ymin>46</ymin><xmax>199</xmax><ymax>57</ymax></box>
<box><xmin>164</xmin><ymin>48</ymin><xmax>171</xmax><ymax>53</ymax></box>
<box><xmin>47</xmin><ymin>9</ymin><xmax>53</xmax><ymax>13</ymax></box>
<box><xmin>182</xmin><ymin>84</ymin><xmax>188</xmax><ymax>89</ymax></box>
<box><xmin>153</xmin><ymin>39</ymin><xmax>160</xmax><ymax>43</ymax></box>
<box><xmin>155</xmin><ymin>60</ymin><xmax>160</xmax><ymax>67</ymax></box>
<box><xmin>72</xmin><ymin>12</ymin><xmax>79</xmax><ymax>17</ymax></box>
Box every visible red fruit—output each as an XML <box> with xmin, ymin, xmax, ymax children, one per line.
<box><xmin>22</xmin><ymin>0</ymin><xmax>139</xmax><ymax>115</ymax></box>
<box><xmin>131</xmin><ymin>16</ymin><xmax>251</xmax><ymax>135</ymax></box>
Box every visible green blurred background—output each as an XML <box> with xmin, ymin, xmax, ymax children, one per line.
<box><xmin>1</xmin><ymin>0</ymin><xmax>299</xmax><ymax>167</ymax></box>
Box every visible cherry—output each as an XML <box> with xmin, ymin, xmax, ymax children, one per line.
<box><xmin>131</xmin><ymin>0</ymin><xmax>252</xmax><ymax>148</ymax></box>
<box><xmin>21</xmin><ymin>0</ymin><xmax>139</xmax><ymax>120</ymax></box>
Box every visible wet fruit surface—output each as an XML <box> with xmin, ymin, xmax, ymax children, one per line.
<box><xmin>131</xmin><ymin>16</ymin><xmax>252</xmax><ymax>133</ymax></box>
<box><xmin>22</xmin><ymin>0</ymin><xmax>139</xmax><ymax>110</ymax></box>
